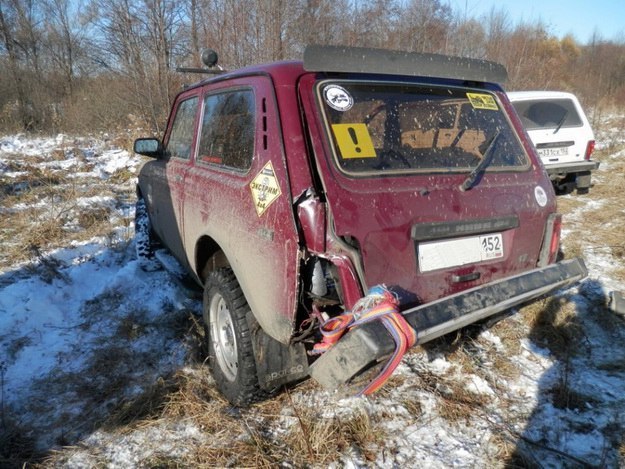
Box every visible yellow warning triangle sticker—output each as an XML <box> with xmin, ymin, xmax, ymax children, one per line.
<box><xmin>250</xmin><ymin>161</ymin><xmax>282</xmax><ymax>216</ymax></box>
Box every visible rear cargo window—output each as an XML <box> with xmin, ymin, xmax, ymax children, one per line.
<box><xmin>511</xmin><ymin>98</ymin><xmax>582</xmax><ymax>130</ymax></box>
<box><xmin>197</xmin><ymin>89</ymin><xmax>255</xmax><ymax>170</ymax></box>
<box><xmin>317</xmin><ymin>81</ymin><xmax>528</xmax><ymax>175</ymax></box>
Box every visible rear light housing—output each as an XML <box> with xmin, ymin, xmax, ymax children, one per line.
<box><xmin>584</xmin><ymin>140</ymin><xmax>595</xmax><ymax>160</ymax></box>
<box><xmin>538</xmin><ymin>213</ymin><xmax>562</xmax><ymax>267</ymax></box>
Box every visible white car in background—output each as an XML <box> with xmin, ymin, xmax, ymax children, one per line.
<box><xmin>508</xmin><ymin>91</ymin><xmax>599</xmax><ymax>194</ymax></box>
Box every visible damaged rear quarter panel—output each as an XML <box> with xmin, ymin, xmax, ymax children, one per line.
<box><xmin>182</xmin><ymin>75</ymin><xmax>302</xmax><ymax>344</ymax></box>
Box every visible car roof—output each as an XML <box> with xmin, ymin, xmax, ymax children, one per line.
<box><xmin>190</xmin><ymin>60</ymin><xmax>304</xmax><ymax>90</ymax></box>
<box><xmin>183</xmin><ymin>46</ymin><xmax>509</xmax><ymax>92</ymax></box>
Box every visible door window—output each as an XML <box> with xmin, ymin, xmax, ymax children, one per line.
<box><xmin>166</xmin><ymin>97</ymin><xmax>199</xmax><ymax>160</ymax></box>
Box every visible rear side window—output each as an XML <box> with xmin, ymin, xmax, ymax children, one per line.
<box><xmin>511</xmin><ymin>99</ymin><xmax>582</xmax><ymax>130</ymax></box>
<box><xmin>166</xmin><ymin>97</ymin><xmax>199</xmax><ymax>160</ymax></box>
<box><xmin>197</xmin><ymin>89</ymin><xmax>255</xmax><ymax>170</ymax></box>
<box><xmin>317</xmin><ymin>81</ymin><xmax>528</xmax><ymax>175</ymax></box>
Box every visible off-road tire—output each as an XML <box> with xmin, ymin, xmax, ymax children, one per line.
<box><xmin>135</xmin><ymin>197</ymin><xmax>161</xmax><ymax>271</ymax></box>
<box><xmin>203</xmin><ymin>268</ymin><xmax>262</xmax><ymax>406</ymax></box>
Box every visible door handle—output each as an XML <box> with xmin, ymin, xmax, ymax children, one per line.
<box><xmin>452</xmin><ymin>272</ymin><xmax>480</xmax><ymax>283</ymax></box>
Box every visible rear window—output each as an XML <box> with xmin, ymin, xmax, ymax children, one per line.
<box><xmin>317</xmin><ymin>81</ymin><xmax>528</xmax><ymax>175</ymax></box>
<box><xmin>511</xmin><ymin>98</ymin><xmax>582</xmax><ymax>131</ymax></box>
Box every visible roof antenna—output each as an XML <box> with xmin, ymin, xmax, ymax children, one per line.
<box><xmin>177</xmin><ymin>48</ymin><xmax>226</xmax><ymax>75</ymax></box>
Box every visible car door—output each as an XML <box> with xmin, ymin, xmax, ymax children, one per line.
<box><xmin>145</xmin><ymin>93</ymin><xmax>200</xmax><ymax>266</ymax></box>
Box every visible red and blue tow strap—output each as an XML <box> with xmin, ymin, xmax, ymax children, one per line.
<box><xmin>312</xmin><ymin>285</ymin><xmax>417</xmax><ymax>396</ymax></box>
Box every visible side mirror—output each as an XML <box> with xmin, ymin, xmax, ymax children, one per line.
<box><xmin>134</xmin><ymin>138</ymin><xmax>163</xmax><ymax>158</ymax></box>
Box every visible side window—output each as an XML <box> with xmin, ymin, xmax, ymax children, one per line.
<box><xmin>166</xmin><ymin>97</ymin><xmax>199</xmax><ymax>160</ymax></box>
<box><xmin>197</xmin><ymin>89</ymin><xmax>255</xmax><ymax>170</ymax></box>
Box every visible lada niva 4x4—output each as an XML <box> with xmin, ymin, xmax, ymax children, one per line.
<box><xmin>134</xmin><ymin>45</ymin><xmax>587</xmax><ymax>405</ymax></box>
<box><xmin>508</xmin><ymin>91</ymin><xmax>599</xmax><ymax>194</ymax></box>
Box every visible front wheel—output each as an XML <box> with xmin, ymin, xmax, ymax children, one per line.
<box><xmin>203</xmin><ymin>268</ymin><xmax>262</xmax><ymax>406</ymax></box>
<box><xmin>134</xmin><ymin>197</ymin><xmax>161</xmax><ymax>271</ymax></box>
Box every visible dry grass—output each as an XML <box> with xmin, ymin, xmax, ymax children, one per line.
<box><xmin>558</xmin><ymin>143</ymin><xmax>625</xmax><ymax>284</ymax></box>
<box><xmin>65</xmin><ymin>366</ymin><xmax>385</xmax><ymax>468</ymax></box>
<box><xmin>77</xmin><ymin>207</ymin><xmax>112</xmax><ymax>230</ymax></box>
<box><xmin>436</xmin><ymin>380</ymin><xmax>491</xmax><ymax>424</ymax></box>
<box><xmin>522</xmin><ymin>297</ymin><xmax>586</xmax><ymax>361</ymax></box>
<box><xmin>0</xmin><ymin>164</ymin><xmax>134</xmax><ymax>269</ymax></box>
<box><xmin>404</xmin><ymin>368</ymin><xmax>491</xmax><ymax>425</ymax></box>
<box><xmin>488</xmin><ymin>315</ymin><xmax>526</xmax><ymax>357</ymax></box>
<box><xmin>488</xmin><ymin>431</ymin><xmax>524</xmax><ymax>467</ymax></box>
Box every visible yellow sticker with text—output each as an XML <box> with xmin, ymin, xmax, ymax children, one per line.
<box><xmin>331</xmin><ymin>123</ymin><xmax>377</xmax><ymax>159</ymax></box>
<box><xmin>467</xmin><ymin>93</ymin><xmax>499</xmax><ymax>111</ymax></box>
<box><xmin>250</xmin><ymin>161</ymin><xmax>282</xmax><ymax>217</ymax></box>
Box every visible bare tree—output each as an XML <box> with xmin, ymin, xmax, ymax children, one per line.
<box><xmin>0</xmin><ymin>0</ymin><xmax>44</xmax><ymax>130</ymax></box>
<box><xmin>41</xmin><ymin>0</ymin><xmax>92</xmax><ymax>98</ymax></box>
<box><xmin>92</xmin><ymin>0</ymin><xmax>185</xmax><ymax>130</ymax></box>
<box><xmin>397</xmin><ymin>0</ymin><xmax>452</xmax><ymax>53</ymax></box>
<box><xmin>446</xmin><ymin>18</ymin><xmax>486</xmax><ymax>58</ymax></box>
<box><xmin>288</xmin><ymin>0</ymin><xmax>351</xmax><ymax>54</ymax></box>
<box><xmin>1</xmin><ymin>0</ymin><xmax>625</xmax><ymax>134</ymax></box>
<box><xmin>483</xmin><ymin>7</ymin><xmax>511</xmax><ymax>64</ymax></box>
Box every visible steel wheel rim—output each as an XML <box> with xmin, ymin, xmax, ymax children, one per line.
<box><xmin>209</xmin><ymin>293</ymin><xmax>238</xmax><ymax>381</ymax></box>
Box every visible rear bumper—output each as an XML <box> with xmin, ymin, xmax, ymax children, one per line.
<box><xmin>543</xmin><ymin>160</ymin><xmax>599</xmax><ymax>175</ymax></box>
<box><xmin>309</xmin><ymin>257</ymin><xmax>587</xmax><ymax>390</ymax></box>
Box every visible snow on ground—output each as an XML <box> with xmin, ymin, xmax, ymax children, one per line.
<box><xmin>1</xmin><ymin>123</ymin><xmax>625</xmax><ymax>467</ymax></box>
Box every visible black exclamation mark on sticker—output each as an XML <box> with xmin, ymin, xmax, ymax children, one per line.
<box><xmin>348</xmin><ymin>127</ymin><xmax>361</xmax><ymax>154</ymax></box>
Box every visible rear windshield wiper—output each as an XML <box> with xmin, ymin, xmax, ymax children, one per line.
<box><xmin>553</xmin><ymin>109</ymin><xmax>568</xmax><ymax>134</ymax></box>
<box><xmin>459</xmin><ymin>131</ymin><xmax>501</xmax><ymax>191</ymax></box>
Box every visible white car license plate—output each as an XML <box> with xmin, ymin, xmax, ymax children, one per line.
<box><xmin>538</xmin><ymin>147</ymin><xmax>569</xmax><ymax>157</ymax></box>
<box><xmin>419</xmin><ymin>233</ymin><xmax>504</xmax><ymax>272</ymax></box>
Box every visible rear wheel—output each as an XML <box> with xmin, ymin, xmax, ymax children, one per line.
<box><xmin>203</xmin><ymin>268</ymin><xmax>262</xmax><ymax>406</ymax></box>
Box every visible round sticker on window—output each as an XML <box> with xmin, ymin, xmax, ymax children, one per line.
<box><xmin>535</xmin><ymin>186</ymin><xmax>548</xmax><ymax>207</ymax></box>
<box><xmin>323</xmin><ymin>85</ymin><xmax>353</xmax><ymax>111</ymax></box>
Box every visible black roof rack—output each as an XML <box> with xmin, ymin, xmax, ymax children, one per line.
<box><xmin>303</xmin><ymin>45</ymin><xmax>508</xmax><ymax>84</ymax></box>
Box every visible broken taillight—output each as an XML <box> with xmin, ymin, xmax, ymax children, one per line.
<box><xmin>538</xmin><ymin>213</ymin><xmax>562</xmax><ymax>267</ymax></box>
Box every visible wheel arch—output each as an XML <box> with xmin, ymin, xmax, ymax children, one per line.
<box><xmin>194</xmin><ymin>233</ymin><xmax>297</xmax><ymax>344</ymax></box>
<box><xmin>195</xmin><ymin>235</ymin><xmax>230</xmax><ymax>282</ymax></box>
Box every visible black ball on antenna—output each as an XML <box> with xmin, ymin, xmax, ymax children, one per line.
<box><xmin>201</xmin><ymin>49</ymin><xmax>218</xmax><ymax>68</ymax></box>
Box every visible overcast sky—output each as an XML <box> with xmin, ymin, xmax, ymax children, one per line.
<box><xmin>450</xmin><ymin>0</ymin><xmax>625</xmax><ymax>43</ymax></box>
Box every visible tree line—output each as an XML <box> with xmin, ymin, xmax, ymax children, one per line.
<box><xmin>1</xmin><ymin>0</ymin><xmax>623</xmax><ymax>134</ymax></box>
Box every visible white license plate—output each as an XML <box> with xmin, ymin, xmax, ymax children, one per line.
<box><xmin>418</xmin><ymin>233</ymin><xmax>504</xmax><ymax>272</ymax></box>
<box><xmin>538</xmin><ymin>147</ymin><xmax>569</xmax><ymax>157</ymax></box>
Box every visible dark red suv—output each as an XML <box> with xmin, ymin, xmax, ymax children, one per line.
<box><xmin>134</xmin><ymin>45</ymin><xmax>587</xmax><ymax>405</ymax></box>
